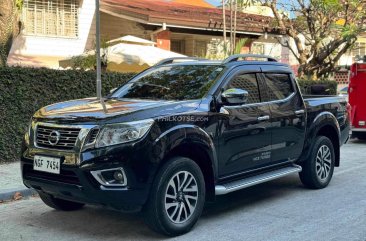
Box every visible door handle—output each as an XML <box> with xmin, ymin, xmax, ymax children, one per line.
<box><xmin>257</xmin><ymin>115</ymin><xmax>270</xmax><ymax>121</ymax></box>
<box><xmin>295</xmin><ymin>109</ymin><xmax>305</xmax><ymax>115</ymax></box>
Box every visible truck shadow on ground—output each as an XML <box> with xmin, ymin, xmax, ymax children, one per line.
<box><xmin>348</xmin><ymin>138</ymin><xmax>366</xmax><ymax>145</ymax></box>
<box><xmin>22</xmin><ymin>175</ymin><xmax>306</xmax><ymax>240</ymax></box>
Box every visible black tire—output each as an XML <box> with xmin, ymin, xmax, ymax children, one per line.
<box><xmin>299</xmin><ymin>136</ymin><xmax>335</xmax><ymax>189</ymax></box>
<box><xmin>38</xmin><ymin>192</ymin><xmax>85</xmax><ymax>211</ymax></box>
<box><xmin>144</xmin><ymin>157</ymin><xmax>206</xmax><ymax>236</ymax></box>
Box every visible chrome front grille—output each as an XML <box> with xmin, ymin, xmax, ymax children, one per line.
<box><xmin>36</xmin><ymin>125</ymin><xmax>81</xmax><ymax>150</ymax></box>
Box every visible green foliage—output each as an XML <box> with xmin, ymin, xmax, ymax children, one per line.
<box><xmin>70</xmin><ymin>54</ymin><xmax>98</xmax><ymax>70</ymax></box>
<box><xmin>15</xmin><ymin>0</ymin><xmax>23</xmax><ymax>10</ymax></box>
<box><xmin>68</xmin><ymin>38</ymin><xmax>109</xmax><ymax>70</ymax></box>
<box><xmin>0</xmin><ymin>67</ymin><xmax>134</xmax><ymax>163</ymax></box>
<box><xmin>297</xmin><ymin>79</ymin><xmax>338</xmax><ymax>95</ymax></box>
<box><xmin>234</xmin><ymin>38</ymin><xmax>248</xmax><ymax>55</ymax></box>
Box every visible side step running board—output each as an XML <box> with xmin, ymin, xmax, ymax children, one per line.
<box><xmin>215</xmin><ymin>165</ymin><xmax>302</xmax><ymax>195</ymax></box>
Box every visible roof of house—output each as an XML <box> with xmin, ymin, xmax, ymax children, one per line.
<box><xmin>100</xmin><ymin>0</ymin><xmax>282</xmax><ymax>35</ymax></box>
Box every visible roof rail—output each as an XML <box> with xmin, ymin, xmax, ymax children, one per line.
<box><xmin>223</xmin><ymin>54</ymin><xmax>278</xmax><ymax>63</ymax></box>
<box><xmin>154</xmin><ymin>57</ymin><xmax>208</xmax><ymax>66</ymax></box>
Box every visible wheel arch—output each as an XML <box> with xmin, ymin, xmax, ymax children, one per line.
<box><xmin>153</xmin><ymin>125</ymin><xmax>217</xmax><ymax>201</ymax></box>
<box><xmin>316</xmin><ymin>124</ymin><xmax>340</xmax><ymax>167</ymax></box>
<box><xmin>300</xmin><ymin>112</ymin><xmax>341</xmax><ymax>166</ymax></box>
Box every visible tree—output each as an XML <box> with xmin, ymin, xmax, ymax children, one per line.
<box><xmin>222</xmin><ymin>0</ymin><xmax>256</xmax><ymax>55</ymax></box>
<box><xmin>0</xmin><ymin>0</ymin><xmax>22</xmax><ymax>67</ymax></box>
<box><xmin>262</xmin><ymin>0</ymin><xmax>366</xmax><ymax>79</ymax></box>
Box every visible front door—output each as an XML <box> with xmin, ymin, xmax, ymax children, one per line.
<box><xmin>218</xmin><ymin>67</ymin><xmax>272</xmax><ymax>177</ymax></box>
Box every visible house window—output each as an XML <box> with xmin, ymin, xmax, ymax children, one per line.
<box><xmin>195</xmin><ymin>41</ymin><xmax>207</xmax><ymax>57</ymax></box>
<box><xmin>23</xmin><ymin>0</ymin><xmax>79</xmax><ymax>38</ymax></box>
<box><xmin>208</xmin><ymin>39</ymin><xmax>220</xmax><ymax>56</ymax></box>
<box><xmin>171</xmin><ymin>40</ymin><xmax>185</xmax><ymax>54</ymax></box>
<box><xmin>252</xmin><ymin>43</ymin><xmax>265</xmax><ymax>55</ymax></box>
<box><xmin>352</xmin><ymin>42</ymin><xmax>366</xmax><ymax>60</ymax></box>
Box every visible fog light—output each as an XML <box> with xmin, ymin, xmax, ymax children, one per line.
<box><xmin>114</xmin><ymin>170</ymin><xmax>124</xmax><ymax>182</ymax></box>
<box><xmin>359</xmin><ymin>121</ymin><xmax>366</xmax><ymax>126</ymax></box>
<box><xmin>91</xmin><ymin>167</ymin><xmax>127</xmax><ymax>187</ymax></box>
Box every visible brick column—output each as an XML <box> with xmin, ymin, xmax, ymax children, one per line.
<box><xmin>156</xmin><ymin>30</ymin><xmax>171</xmax><ymax>51</ymax></box>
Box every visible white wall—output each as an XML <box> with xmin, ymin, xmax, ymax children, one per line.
<box><xmin>7</xmin><ymin>0</ymin><xmax>95</xmax><ymax>67</ymax></box>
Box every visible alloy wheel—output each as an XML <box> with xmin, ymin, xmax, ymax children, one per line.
<box><xmin>315</xmin><ymin>145</ymin><xmax>332</xmax><ymax>180</ymax></box>
<box><xmin>164</xmin><ymin>171</ymin><xmax>198</xmax><ymax>224</ymax></box>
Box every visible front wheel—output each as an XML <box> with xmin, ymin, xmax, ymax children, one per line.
<box><xmin>144</xmin><ymin>157</ymin><xmax>206</xmax><ymax>236</ymax></box>
<box><xmin>299</xmin><ymin>136</ymin><xmax>335</xmax><ymax>189</ymax></box>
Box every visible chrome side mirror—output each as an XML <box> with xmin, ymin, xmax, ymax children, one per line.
<box><xmin>221</xmin><ymin>88</ymin><xmax>249</xmax><ymax>105</ymax></box>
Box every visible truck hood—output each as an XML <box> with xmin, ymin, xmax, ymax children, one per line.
<box><xmin>34</xmin><ymin>97</ymin><xmax>200</xmax><ymax>121</ymax></box>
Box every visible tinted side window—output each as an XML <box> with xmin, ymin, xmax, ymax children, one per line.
<box><xmin>263</xmin><ymin>73</ymin><xmax>294</xmax><ymax>101</ymax></box>
<box><xmin>227</xmin><ymin>74</ymin><xmax>260</xmax><ymax>104</ymax></box>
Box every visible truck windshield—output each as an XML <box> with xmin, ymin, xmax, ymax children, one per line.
<box><xmin>111</xmin><ymin>64</ymin><xmax>225</xmax><ymax>101</ymax></box>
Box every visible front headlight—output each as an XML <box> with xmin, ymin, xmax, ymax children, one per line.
<box><xmin>95</xmin><ymin>119</ymin><xmax>154</xmax><ymax>148</ymax></box>
<box><xmin>24</xmin><ymin>118</ymin><xmax>33</xmax><ymax>146</ymax></box>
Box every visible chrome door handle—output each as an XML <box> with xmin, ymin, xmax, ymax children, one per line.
<box><xmin>295</xmin><ymin>109</ymin><xmax>305</xmax><ymax>115</ymax></box>
<box><xmin>257</xmin><ymin>115</ymin><xmax>270</xmax><ymax>121</ymax></box>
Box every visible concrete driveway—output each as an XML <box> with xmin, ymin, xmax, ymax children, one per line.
<box><xmin>1</xmin><ymin>139</ymin><xmax>365</xmax><ymax>241</ymax></box>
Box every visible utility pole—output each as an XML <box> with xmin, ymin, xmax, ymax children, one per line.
<box><xmin>233</xmin><ymin>0</ymin><xmax>237</xmax><ymax>53</ymax></box>
<box><xmin>95</xmin><ymin>0</ymin><xmax>102</xmax><ymax>100</ymax></box>
<box><xmin>222</xmin><ymin>0</ymin><xmax>227</xmax><ymax>46</ymax></box>
<box><xmin>230</xmin><ymin>0</ymin><xmax>233</xmax><ymax>54</ymax></box>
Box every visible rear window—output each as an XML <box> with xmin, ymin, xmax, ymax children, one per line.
<box><xmin>263</xmin><ymin>73</ymin><xmax>294</xmax><ymax>101</ymax></box>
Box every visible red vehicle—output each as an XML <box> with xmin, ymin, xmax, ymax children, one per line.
<box><xmin>349</xmin><ymin>63</ymin><xmax>366</xmax><ymax>140</ymax></box>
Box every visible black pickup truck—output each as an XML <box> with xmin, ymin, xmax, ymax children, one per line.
<box><xmin>21</xmin><ymin>54</ymin><xmax>350</xmax><ymax>236</ymax></box>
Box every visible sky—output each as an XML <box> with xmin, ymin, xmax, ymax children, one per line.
<box><xmin>206</xmin><ymin>0</ymin><xmax>221</xmax><ymax>6</ymax></box>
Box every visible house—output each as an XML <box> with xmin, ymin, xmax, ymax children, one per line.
<box><xmin>338</xmin><ymin>35</ymin><xmax>366</xmax><ymax>67</ymax></box>
<box><xmin>7</xmin><ymin>0</ymin><xmax>284</xmax><ymax>69</ymax></box>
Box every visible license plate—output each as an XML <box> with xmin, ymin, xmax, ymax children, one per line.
<box><xmin>34</xmin><ymin>155</ymin><xmax>61</xmax><ymax>174</ymax></box>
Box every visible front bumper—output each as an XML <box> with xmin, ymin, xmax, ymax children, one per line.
<box><xmin>21</xmin><ymin>159</ymin><xmax>150</xmax><ymax>212</ymax></box>
<box><xmin>21</xmin><ymin>140</ymin><xmax>157</xmax><ymax>212</ymax></box>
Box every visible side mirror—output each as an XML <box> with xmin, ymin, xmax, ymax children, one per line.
<box><xmin>221</xmin><ymin>88</ymin><xmax>249</xmax><ymax>105</ymax></box>
<box><xmin>110</xmin><ymin>87</ymin><xmax>117</xmax><ymax>94</ymax></box>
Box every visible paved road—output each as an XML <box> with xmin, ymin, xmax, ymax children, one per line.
<box><xmin>1</xmin><ymin>139</ymin><xmax>365</xmax><ymax>241</ymax></box>
<box><xmin>0</xmin><ymin>162</ymin><xmax>22</xmax><ymax>190</ymax></box>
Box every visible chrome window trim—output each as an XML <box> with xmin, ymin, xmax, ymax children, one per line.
<box><xmin>221</xmin><ymin>92</ymin><xmax>296</xmax><ymax>109</ymax></box>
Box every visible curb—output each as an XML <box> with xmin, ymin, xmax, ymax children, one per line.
<box><xmin>0</xmin><ymin>187</ymin><xmax>38</xmax><ymax>202</ymax></box>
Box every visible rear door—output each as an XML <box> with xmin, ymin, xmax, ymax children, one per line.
<box><xmin>260</xmin><ymin>66</ymin><xmax>306</xmax><ymax>164</ymax></box>
<box><xmin>218</xmin><ymin>66</ymin><xmax>272</xmax><ymax>177</ymax></box>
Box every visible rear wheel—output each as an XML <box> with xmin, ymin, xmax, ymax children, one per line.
<box><xmin>299</xmin><ymin>136</ymin><xmax>335</xmax><ymax>189</ymax></box>
<box><xmin>144</xmin><ymin>157</ymin><xmax>205</xmax><ymax>236</ymax></box>
<box><xmin>38</xmin><ymin>192</ymin><xmax>85</xmax><ymax>211</ymax></box>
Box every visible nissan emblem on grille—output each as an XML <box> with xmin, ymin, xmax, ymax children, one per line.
<box><xmin>48</xmin><ymin>130</ymin><xmax>61</xmax><ymax>146</ymax></box>
<box><xmin>36</xmin><ymin>125</ymin><xmax>81</xmax><ymax>150</ymax></box>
